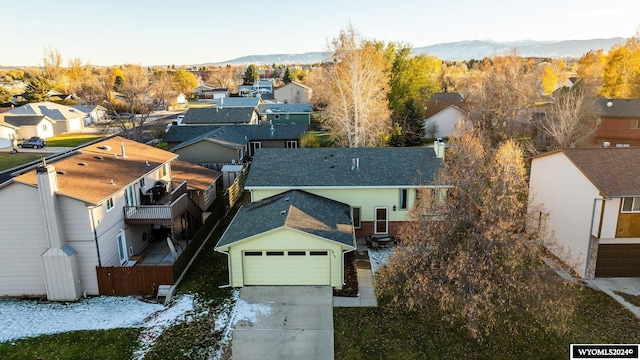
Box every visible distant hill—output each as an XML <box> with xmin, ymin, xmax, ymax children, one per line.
<box><xmin>208</xmin><ymin>38</ymin><xmax>626</xmax><ymax>65</ymax></box>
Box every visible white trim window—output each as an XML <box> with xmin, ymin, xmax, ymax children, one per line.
<box><xmin>352</xmin><ymin>207</ymin><xmax>361</xmax><ymax>229</ymax></box>
<box><xmin>374</xmin><ymin>206</ymin><xmax>388</xmax><ymax>234</ymax></box>
<box><xmin>399</xmin><ymin>189</ymin><xmax>408</xmax><ymax>210</ymax></box>
<box><xmin>106</xmin><ymin>197</ymin><xmax>114</xmax><ymax>212</ymax></box>
<box><xmin>622</xmin><ymin>197</ymin><xmax>640</xmax><ymax>213</ymax></box>
<box><xmin>286</xmin><ymin>140</ymin><xmax>297</xmax><ymax>149</ymax></box>
<box><xmin>125</xmin><ymin>185</ymin><xmax>136</xmax><ymax>206</ymax></box>
<box><xmin>249</xmin><ymin>141</ymin><xmax>262</xmax><ymax>156</ymax></box>
<box><xmin>117</xmin><ymin>231</ymin><xmax>128</xmax><ymax>265</ymax></box>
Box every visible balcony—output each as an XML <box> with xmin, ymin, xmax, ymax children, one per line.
<box><xmin>123</xmin><ymin>180</ymin><xmax>188</xmax><ymax>225</ymax></box>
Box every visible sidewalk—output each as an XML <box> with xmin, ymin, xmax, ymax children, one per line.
<box><xmin>334</xmin><ymin>238</ymin><xmax>377</xmax><ymax>307</ymax></box>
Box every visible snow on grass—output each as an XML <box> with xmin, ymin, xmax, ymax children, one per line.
<box><xmin>132</xmin><ymin>294</ymin><xmax>195</xmax><ymax>360</ymax></box>
<box><xmin>0</xmin><ymin>296</ymin><xmax>164</xmax><ymax>343</ymax></box>
<box><xmin>368</xmin><ymin>247</ymin><xmax>395</xmax><ymax>275</ymax></box>
<box><xmin>210</xmin><ymin>290</ymin><xmax>272</xmax><ymax>360</ymax></box>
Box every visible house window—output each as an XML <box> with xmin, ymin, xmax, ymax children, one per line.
<box><xmin>159</xmin><ymin>163</ymin><xmax>169</xmax><ymax>178</ymax></box>
<box><xmin>630</xmin><ymin>119</ymin><xmax>640</xmax><ymax>129</ymax></box>
<box><xmin>352</xmin><ymin>207</ymin><xmax>361</xmax><ymax>228</ymax></box>
<box><xmin>125</xmin><ymin>185</ymin><xmax>136</xmax><ymax>206</ymax></box>
<box><xmin>374</xmin><ymin>207</ymin><xmax>388</xmax><ymax>234</ymax></box>
<box><xmin>622</xmin><ymin>197</ymin><xmax>640</xmax><ymax>213</ymax></box>
<box><xmin>139</xmin><ymin>178</ymin><xmax>146</xmax><ymax>189</ymax></box>
<box><xmin>616</xmin><ymin>143</ymin><xmax>631</xmax><ymax>147</ymax></box>
<box><xmin>274</xmin><ymin>114</ymin><xmax>280</xmax><ymax>120</ymax></box>
<box><xmin>42</xmin><ymin>124</ymin><xmax>48</xmax><ymax>131</ymax></box>
<box><xmin>106</xmin><ymin>197</ymin><xmax>114</xmax><ymax>211</ymax></box>
<box><xmin>399</xmin><ymin>189</ymin><xmax>408</xmax><ymax>210</ymax></box>
<box><xmin>117</xmin><ymin>231</ymin><xmax>128</xmax><ymax>265</ymax></box>
<box><xmin>286</xmin><ymin>140</ymin><xmax>297</xmax><ymax>149</ymax></box>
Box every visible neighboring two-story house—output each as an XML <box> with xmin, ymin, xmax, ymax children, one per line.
<box><xmin>0</xmin><ymin>136</ymin><xmax>221</xmax><ymax>300</ymax></box>
<box><xmin>257</xmin><ymin>103</ymin><xmax>312</xmax><ymax>125</ymax></box>
<box><xmin>528</xmin><ymin>147</ymin><xmax>640</xmax><ymax>279</ymax></box>
<box><xmin>594</xmin><ymin>98</ymin><xmax>640</xmax><ymax>147</ymax></box>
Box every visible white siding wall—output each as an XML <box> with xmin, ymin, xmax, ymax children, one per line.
<box><xmin>425</xmin><ymin>107</ymin><xmax>465</xmax><ymax>139</ymax></box>
<box><xmin>528</xmin><ymin>152</ymin><xmax>602</xmax><ymax>278</ymax></box>
<box><xmin>0</xmin><ymin>183</ymin><xmax>48</xmax><ymax>296</ymax></box>
<box><xmin>600</xmin><ymin>198</ymin><xmax>621</xmax><ymax>240</ymax></box>
<box><xmin>251</xmin><ymin>188</ymin><xmax>417</xmax><ymax>222</ymax></box>
<box><xmin>93</xmin><ymin>191</ymin><xmax>128</xmax><ymax>267</ymax></box>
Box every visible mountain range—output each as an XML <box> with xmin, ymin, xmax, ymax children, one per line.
<box><xmin>208</xmin><ymin>38</ymin><xmax>626</xmax><ymax>65</ymax></box>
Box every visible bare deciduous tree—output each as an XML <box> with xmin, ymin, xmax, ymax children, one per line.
<box><xmin>323</xmin><ymin>25</ymin><xmax>391</xmax><ymax>147</ymax></box>
<box><xmin>42</xmin><ymin>46</ymin><xmax>64</xmax><ymax>83</ymax></box>
<box><xmin>538</xmin><ymin>81</ymin><xmax>598</xmax><ymax>149</ymax></box>
<box><xmin>377</xmin><ymin>129</ymin><xmax>576</xmax><ymax>339</ymax></box>
<box><xmin>460</xmin><ymin>52</ymin><xmax>539</xmax><ymax>144</ymax></box>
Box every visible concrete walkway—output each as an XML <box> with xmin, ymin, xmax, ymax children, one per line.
<box><xmin>588</xmin><ymin>278</ymin><xmax>640</xmax><ymax>319</ymax></box>
<box><xmin>231</xmin><ymin>286</ymin><xmax>334</xmax><ymax>360</ymax></box>
<box><xmin>334</xmin><ymin>238</ymin><xmax>378</xmax><ymax>307</ymax></box>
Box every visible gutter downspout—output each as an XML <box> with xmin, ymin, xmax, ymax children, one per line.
<box><xmin>586</xmin><ymin>198</ymin><xmax>603</xmax><ymax>278</ymax></box>
<box><xmin>89</xmin><ymin>206</ymin><xmax>102</xmax><ymax>267</ymax></box>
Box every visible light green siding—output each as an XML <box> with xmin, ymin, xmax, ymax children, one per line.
<box><xmin>226</xmin><ymin>227</ymin><xmax>349</xmax><ymax>289</ymax></box>
<box><xmin>262</xmin><ymin>113</ymin><xmax>310</xmax><ymax>125</ymax></box>
<box><xmin>251</xmin><ymin>188</ymin><xmax>417</xmax><ymax>222</ymax></box>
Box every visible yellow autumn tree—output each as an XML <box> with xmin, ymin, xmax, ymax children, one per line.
<box><xmin>541</xmin><ymin>64</ymin><xmax>559</xmax><ymax>96</ymax></box>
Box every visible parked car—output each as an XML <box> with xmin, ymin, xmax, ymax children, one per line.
<box><xmin>18</xmin><ymin>137</ymin><xmax>46</xmax><ymax>149</ymax></box>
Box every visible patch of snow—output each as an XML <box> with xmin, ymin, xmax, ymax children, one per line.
<box><xmin>132</xmin><ymin>295</ymin><xmax>195</xmax><ymax>360</ymax></box>
<box><xmin>368</xmin><ymin>247</ymin><xmax>395</xmax><ymax>275</ymax></box>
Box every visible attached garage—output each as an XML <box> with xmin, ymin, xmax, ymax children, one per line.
<box><xmin>215</xmin><ymin>190</ymin><xmax>356</xmax><ymax>289</ymax></box>
<box><xmin>595</xmin><ymin>244</ymin><xmax>640</xmax><ymax>277</ymax></box>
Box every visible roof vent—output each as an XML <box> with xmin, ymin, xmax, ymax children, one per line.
<box><xmin>280</xmin><ymin>210</ymin><xmax>287</xmax><ymax>215</ymax></box>
<box><xmin>98</xmin><ymin>145</ymin><xmax>111</xmax><ymax>151</ymax></box>
<box><xmin>146</xmin><ymin>161</ymin><xmax>150</xmax><ymax>166</ymax></box>
<box><xmin>284</xmin><ymin>197</ymin><xmax>290</xmax><ymax>202</ymax></box>
<box><xmin>94</xmin><ymin>156</ymin><xmax>103</xmax><ymax>160</ymax></box>
<box><xmin>110</xmin><ymin>179</ymin><xmax>115</xmax><ymax>185</ymax></box>
<box><xmin>56</xmin><ymin>170</ymin><xmax>66</xmax><ymax>175</ymax></box>
<box><xmin>78</xmin><ymin>162</ymin><xmax>87</xmax><ymax>166</ymax></box>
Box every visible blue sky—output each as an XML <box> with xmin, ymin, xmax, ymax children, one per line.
<box><xmin>3</xmin><ymin>0</ymin><xmax>639</xmax><ymax>66</ymax></box>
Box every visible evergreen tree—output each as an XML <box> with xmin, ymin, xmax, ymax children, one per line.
<box><xmin>243</xmin><ymin>64</ymin><xmax>259</xmax><ymax>85</ymax></box>
<box><xmin>283</xmin><ymin>67</ymin><xmax>292</xmax><ymax>84</ymax></box>
<box><xmin>401</xmin><ymin>100</ymin><xmax>426</xmax><ymax>146</ymax></box>
<box><xmin>24</xmin><ymin>76</ymin><xmax>54</xmax><ymax>102</ymax></box>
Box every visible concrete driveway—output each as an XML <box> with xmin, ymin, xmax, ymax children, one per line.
<box><xmin>589</xmin><ymin>278</ymin><xmax>640</xmax><ymax>318</ymax></box>
<box><xmin>231</xmin><ymin>286</ymin><xmax>334</xmax><ymax>360</ymax></box>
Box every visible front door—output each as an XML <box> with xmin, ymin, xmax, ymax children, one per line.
<box><xmin>117</xmin><ymin>231</ymin><xmax>128</xmax><ymax>265</ymax></box>
<box><xmin>374</xmin><ymin>207</ymin><xmax>388</xmax><ymax>234</ymax></box>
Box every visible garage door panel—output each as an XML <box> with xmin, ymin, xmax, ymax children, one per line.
<box><xmin>243</xmin><ymin>250</ymin><xmax>331</xmax><ymax>285</ymax></box>
<box><xmin>595</xmin><ymin>244</ymin><xmax>640</xmax><ymax>277</ymax></box>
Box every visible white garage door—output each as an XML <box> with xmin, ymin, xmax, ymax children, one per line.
<box><xmin>243</xmin><ymin>250</ymin><xmax>331</xmax><ymax>285</ymax></box>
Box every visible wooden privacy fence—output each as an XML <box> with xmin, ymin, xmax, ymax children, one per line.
<box><xmin>96</xmin><ymin>265</ymin><xmax>174</xmax><ymax>296</ymax></box>
<box><xmin>224</xmin><ymin>166</ymin><xmax>248</xmax><ymax>212</ymax></box>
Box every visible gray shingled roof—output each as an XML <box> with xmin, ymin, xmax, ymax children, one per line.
<box><xmin>245</xmin><ymin>147</ymin><xmax>442</xmax><ymax>188</ymax></box>
<box><xmin>428</xmin><ymin>92</ymin><xmax>464</xmax><ymax>104</ymax></box>
<box><xmin>597</xmin><ymin>98</ymin><xmax>640</xmax><ymax>117</ymax></box>
<box><xmin>166</xmin><ymin>124</ymin><xmax>308</xmax><ymax>149</ymax></box>
<box><xmin>258</xmin><ymin>103</ymin><xmax>312</xmax><ymax>114</ymax></box>
<box><xmin>215</xmin><ymin>190</ymin><xmax>355</xmax><ymax>249</ymax></box>
<box><xmin>213</xmin><ymin>97</ymin><xmax>260</xmax><ymax>108</ymax></box>
<box><xmin>8</xmin><ymin>101</ymin><xmax>85</xmax><ymax>120</ymax></box>
<box><xmin>164</xmin><ymin>125</ymin><xmax>221</xmax><ymax>144</ymax></box>
<box><xmin>171</xmin><ymin>126</ymin><xmax>247</xmax><ymax>151</ymax></box>
<box><xmin>561</xmin><ymin>147</ymin><xmax>640</xmax><ymax>196</ymax></box>
<box><xmin>182</xmin><ymin>107</ymin><xmax>255</xmax><ymax>124</ymax></box>
<box><xmin>4</xmin><ymin>115</ymin><xmax>50</xmax><ymax>126</ymax></box>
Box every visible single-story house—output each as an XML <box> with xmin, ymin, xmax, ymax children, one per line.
<box><xmin>194</xmin><ymin>85</ymin><xmax>229</xmax><ymax>100</ymax></box>
<box><xmin>7</xmin><ymin>102</ymin><xmax>85</xmax><ymax>134</ymax></box>
<box><xmin>182</xmin><ymin>107</ymin><xmax>258</xmax><ymax>125</ymax></box>
<box><xmin>528</xmin><ymin>147</ymin><xmax>640</xmax><ymax>279</ymax></box>
<box><xmin>245</xmin><ymin>146</ymin><xmax>446</xmax><ymax>238</ymax></box>
<box><xmin>72</xmin><ymin>105</ymin><xmax>109</xmax><ymax>124</ymax></box>
<box><xmin>274</xmin><ymin>82</ymin><xmax>312</xmax><ymax>104</ymax></box>
<box><xmin>215</xmin><ymin>189</ymin><xmax>356</xmax><ymax>289</ymax></box>
<box><xmin>4</xmin><ymin>115</ymin><xmax>55</xmax><ymax>139</ymax></box>
<box><xmin>257</xmin><ymin>103</ymin><xmax>312</xmax><ymax>125</ymax></box>
<box><xmin>0</xmin><ymin>122</ymin><xmax>18</xmax><ymax>148</ymax></box>
<box><xmin>0</xmin><ymin>136</ymin><xmax>220</xmax><ymax>300</ymax></box>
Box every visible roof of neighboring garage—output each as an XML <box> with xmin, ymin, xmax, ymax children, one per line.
<box><xmin>215</xmin><ymin>190</ymin><xmax>355</xmax><ymax>250</ymax></box>
<box><xmin>246</xmin><ymin>147</ymin><xmax>443</xmax><ymax>188</ymax></box>
<box><xmin>597</xmin><ymin>98</ymin><xmax>640</xmax><ymax>118</ymax></box>
<box><xmin>4</xmin><ymin>115</ymin><xmax>51</xmax><ymax>126</ymax></box>
<box><xmin>182</xmin><ymin>107</ymin><xmax>255</xmax><ymax>125</ymax></box>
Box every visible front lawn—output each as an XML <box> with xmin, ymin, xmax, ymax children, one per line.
<box><xmin>0</xmin><ymin>153</ymin><xmax>48</xmax><ymax>171</ymax></box>
<box><xmin>335</xmin><ymin>283</ymin><xmax>640</xmax><ymax>359</ymax></box>
<box><xmin>45</xmin><ymin>134</ymin><xmax>105</xmax><ymax>147</ymax></box>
